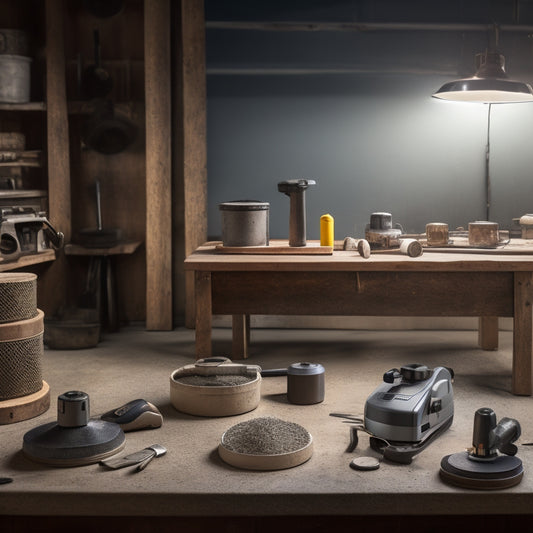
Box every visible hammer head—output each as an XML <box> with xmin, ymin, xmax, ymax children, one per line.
<box><xmin>277</xmin><ymin>179</ymin><xmax>316</xmax><ymax>196</ymax></box>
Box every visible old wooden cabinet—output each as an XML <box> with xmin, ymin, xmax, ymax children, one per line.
<box><xmin>0</xmin><ymin>0</ymin><xmax>206</xmax><ymax>329</ymax></box>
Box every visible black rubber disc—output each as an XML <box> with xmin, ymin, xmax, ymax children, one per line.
<box><xmin>22</xmin><ymin>419</ymin><xmax>125</xmax><ymax>467</ymax></box>
<box><xmin>440</xmin><ymin>451</ymin><xmax>523</xmax><ymax>490</ymax></box>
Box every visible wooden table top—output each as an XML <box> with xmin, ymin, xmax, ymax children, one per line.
<box><xmin>185</xmin><ymin>240</ymin><xmax>533</xmax><ymax>272</ymax></box>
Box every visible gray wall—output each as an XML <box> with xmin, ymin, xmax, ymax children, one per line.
<box><xmin>205</xmin><ymin>1</ymin><xmax>533</xmax><ymax>242</ymax></box>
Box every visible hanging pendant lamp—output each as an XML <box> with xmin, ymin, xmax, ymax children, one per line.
<box><xmin>433</xmin><ymin>50</ymin><xmax>533</xmax><ymax>103</ymax></box>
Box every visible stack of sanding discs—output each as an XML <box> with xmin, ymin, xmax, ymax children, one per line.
<box><xmin>0</xmin><ymin>273</ymin><xmax>50</xmax><ymax>424</ymax></box>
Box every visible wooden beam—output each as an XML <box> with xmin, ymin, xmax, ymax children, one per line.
<box><xmin>513</xmin><ymin>272</ymin><xmax>533</xmax><ymax>395</ymax></box>
<box><xmin>173</xmin><ymin>0</ymin><xmax>207</xmax><ymax>328</ymax></box>
<box><xmin>41</xmin><ymin>0</ymin><xmax>71</xmax><ymax>316</ymax></box>
<box><xmin>145</xmin><ymin>0</ymin><xmax>173</xmax><ymax>330</ymax></box>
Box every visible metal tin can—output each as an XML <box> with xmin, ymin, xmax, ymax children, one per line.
<box><xmin>287</xmin><ymin>362</ymin><xmax>325</xmax><ymax>405</ymax></box>
<box><xmin>219</xmin><ymin>201</ymin><xmax>269</xmax><ymax>247</ymax></box>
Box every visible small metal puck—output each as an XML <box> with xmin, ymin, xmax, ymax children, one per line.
<box><xmin>0</xmin><ymin>477</ymin><xmax>13</xmax><ymax>485</ymax></box>
<box><xmin>350</xmin><ymin>456</ymin><xmax>380</xmax><ymax>471</ymax></box>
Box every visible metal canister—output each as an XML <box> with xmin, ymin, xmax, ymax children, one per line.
<box><xmin>468</xmin><ymin>221</ymin><xmax>499</xmax><ymax>247</ymax></box>
<box><xmin>0</xmin><ymin>30</ymin><xmax>31</xmax><ymax>104</ymax></box>
<box><xmin>287</xmin><ymin>362</ymin><xmax>325</xmax><ymax>405</ymax></box>
<box><xmin>219</xmin><ymin>201</ymin><xmax>269</xmax><ymax>247</ymax></box>
<box><xmin>426</xmin><ymin>222</ymin><xmax>449</xmax><ymax>246</ymax></box>
<box><xmin>0</xmin><ymin>30</ymin><xmax>29</xmax><ymax>56</ymax></box>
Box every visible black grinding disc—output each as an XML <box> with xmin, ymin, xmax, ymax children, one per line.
<box><xmin>440</xmin><ymin>451</ymin><xmax>523</xmax><ymax>490</ymax></box>
<box><xmin>23</xmin><ymin>419</ymin><xmax>125</xmax><ymax>467</ymax></box>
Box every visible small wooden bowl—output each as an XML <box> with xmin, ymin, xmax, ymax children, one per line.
<box><xmin>218</xmin><ymin>433</ymin><xmax>313</xmax><ymax>471</ymax></box>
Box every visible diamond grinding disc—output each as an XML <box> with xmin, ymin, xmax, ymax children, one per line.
<box><xmin>440</xmin><ymin>451</ymin><xmax>523</xmax><ymax>490</ymax></box>
<box><xmin>23</xmin><ymin>419</ymin><xmax>125</xmax><ymax>467</ymax></box>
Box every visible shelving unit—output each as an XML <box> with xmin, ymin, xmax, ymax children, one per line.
<box><xmin>0</xmin><ymin>0</ymin><xmax>207</xmax><ymax>327</ymax></box>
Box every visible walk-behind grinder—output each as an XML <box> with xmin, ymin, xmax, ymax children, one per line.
<box><xmin>440</xmin><ymin>407</ymin><xmax>523</xmax><ymax>490</ymax></box>
<box><xmin>349</xmin><ymin>364</ymin><xmax>454</xmax><ymax>464</ymax></box>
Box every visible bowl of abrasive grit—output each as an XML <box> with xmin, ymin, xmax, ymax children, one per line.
<box><xmin>170</xmin><ymin>357</ymin><xmax>262</xmax><ymax>417</ymax></box>
<box><xmin>218</xmin><ymin>416</ymin><xmax>313</xmax><ymax>470</ymax></box>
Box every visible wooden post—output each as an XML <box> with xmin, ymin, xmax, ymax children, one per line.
<box><xmin>513</xmin><ymin>272</ymin><xmax>533</xmax><ymax>395</ymax></box>
<box><xmin>145</xmin><ymin>0</ymin><xmax>173</xmax><ymax>330</ymax></box>
<box><xmin>232</xmin><ymin>314</ymin><xmax>250</xmax><ymax>359</ymax></box>
<box><xmin>195</xmin><ymin>271</ymin><xmax>212</xmax><ymax>358</ymax></box>
<box><xmin>173</xmin><ymin>0</ymin><xmax>207</xmax><ymax>328</ymax></box>
<box><xmin>41</xmin><ymin>0</ymin><xmax>71</xmax><ymax>316</ymax></box>
<box><xmin>478</xmin><ymin>316</ymin><xmax>498</xmax><ymax>350</ymax></box>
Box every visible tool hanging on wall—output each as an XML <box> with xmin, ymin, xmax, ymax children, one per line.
<box><xmin>277</xmin><ymin>179</ymin><xmax>316</xmax><ymax>247</ymax></box>
<box><xmin>440</xmin><ymin>407</ymin><xmax>523</xmax><ymax>489</ymax></box>
<box><xmin>81</xmin><ymin>29</ymin><xmax>113</xmax><ymax>99</ymax></box>
<box><xmin>77</xmin><ymin>179</ymin><xmax>122</xmax><ymax>248</ymax></box>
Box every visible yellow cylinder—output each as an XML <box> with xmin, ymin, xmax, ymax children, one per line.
<box><xmin>320</xmin><ymin>214</ymin><xmax>334</xmax><ymax>247</ymax></box>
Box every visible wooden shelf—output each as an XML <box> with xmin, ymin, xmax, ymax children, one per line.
<box><xmin>65</xmin><ymin>241</ymin><xmax>142</xmax><ymax>256</ymax></box>
<box><xmin>0</xmin><ymin>102</ymin><xmax>46</xmax><ymax>112</ymax></box>
<box><xmin>0</xmin><ymin>249</ymin><xmax>56</xmax><ymax>272</ymax></box>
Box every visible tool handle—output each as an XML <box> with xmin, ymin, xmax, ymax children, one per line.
<box><xmin>260</xmin><ymin>368</ymin><xmax>288</xmax><ymax>377</ymax></box>
<box><xmin>136</xmin><ymin>451</ymin><xmax>156</xmax><ymax>472</ymax></box>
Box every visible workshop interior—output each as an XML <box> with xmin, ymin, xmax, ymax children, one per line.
<box><xmin>3</xmin><ymin>0</ymin><xmax>533</xmax><ymax>531</ymax></box>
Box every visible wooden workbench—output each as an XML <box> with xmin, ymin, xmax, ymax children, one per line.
<box><xmin>184</xmin><ymin>241</ymin><xmax>533</xmax><ymax>396</ymax></box>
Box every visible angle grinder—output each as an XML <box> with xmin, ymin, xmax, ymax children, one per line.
<box><xmin>440</xmin><ymin>407</ymin><xmax>523</xmax><ymax>489</ymax></box>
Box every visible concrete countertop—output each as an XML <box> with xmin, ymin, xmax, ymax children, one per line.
<box><xmin>1</xmin><ymin>327</ymin><xmax>533</xmax><ymax>520</ymax></box>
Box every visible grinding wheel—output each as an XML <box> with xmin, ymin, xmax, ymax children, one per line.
<box><xmin>440</xmin><ymin>451</ymin><xmax>523</xmax><ymax>490</ymax></box>
<box><xmin>22</xmin><ymin>390</ymin><xmax>125</xmax><ymax>467</ymax></box>
<box><xmin>23</xmin><ymin>419</ymin><xmax>125</xmax><ymax>467</ymax></box>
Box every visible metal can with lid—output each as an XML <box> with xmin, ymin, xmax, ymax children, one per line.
<box><xmin>219</xmin><ymin>200</ymin><xmax>270</xmax><ymax>247</ymax></box>
<box><xmin>287</xmin><ymin>362</ymin><xmax>325</xmax><ymax>405</ymax></box>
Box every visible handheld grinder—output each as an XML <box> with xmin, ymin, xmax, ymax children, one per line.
<box><xmin>277</xmin><ymin>179</ymin><xmax>316</xmax><ymax>247</ymax></box>
<box><xmin>440</xmin><ymin>407</ymin><xmax>523</xmax><ymax>489</ymax></box>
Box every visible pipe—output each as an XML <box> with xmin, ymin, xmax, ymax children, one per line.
<box><xmin>206</xmin><ymin>21</ymin><xmax>533</xmax><ymax>33</ymax></box>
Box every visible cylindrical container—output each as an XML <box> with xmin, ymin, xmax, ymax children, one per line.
<box><xmin>320</xmin><ymin>214</ymin><xmax>334</xmax><ymax>246</ymax></box>
<box><xmin>0</xmin><ymin>273</ymin><xmax>37</xmax><ymax>324</ymax></box>
<box><xmin>170</xmin><ymin>358</ymin><xmax>262</xmax><ymax>417</ymax></box>
<box><xmin>0</xmin><ymin>29</ymin><xmax>29</xmax><ymax>56</ymax></box>
<box><xmin>469</xmin><ymin>221</ymin><xmax>499</xmax><ymax>247</ymax></box>
<box><xmin>287</xmin><ymin>362</ymin><xmax>325</xmax><ymax>405</ymax></box>
<box><xmin>0</xmin><ymin>54</ymin><xmax>32</xmax><ymax>103</ymax></box>
<box><xmin>426</xmin><ymin>222</ymin><xmax>449</xmax><ymax>246</ymax></box>
<box><xmin>370</xmin><ymin>212</ymin><xmax>392</xmax><ymax>230</ymax></box>
<box><xmin>0</xmin><ymin>309</ymin><xmax>44</xmax><ymax>400</ymax></box>
<box><xmin>219</xmin><ymin>201</ymin><xmax>269</xmax><ymax>247</ymax></box>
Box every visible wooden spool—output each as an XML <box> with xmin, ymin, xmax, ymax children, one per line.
<box><xmin>0</xmin><ymin>272</ymin><xmax>37</xmax><ymax>323</ymax></box>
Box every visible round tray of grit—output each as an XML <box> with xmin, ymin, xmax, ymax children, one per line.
<box><xmin>218</xmin><ymin>416</ymin><xmax>313</xmax><ymax>470</ymax></box>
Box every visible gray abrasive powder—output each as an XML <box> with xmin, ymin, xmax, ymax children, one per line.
<box><xmin>222</xmin><ymin>417</ymin><xmax>311</xmax><ymax>455</ymax></box>
<box><xmin>175</xmin><ymin>374</ymin><xmax>254</xmax><ymax>387</ymax></box>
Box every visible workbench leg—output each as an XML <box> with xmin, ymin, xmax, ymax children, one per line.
<box><xmin>232</xmin><ymin>314</ymin><xmax>250</xmax><ymax>360</ymax></box>
<box><xmin>513</xmin><ymin>272</ymin><xmax>533</xmax><ymax>396</ymax></box>
<box><xmin>478</xmin><ymin>316</ymin><xmax>498</xmax><ymax>350</ymax></box>
<box><xmin>195</xmin><ymin>271</ymin><xmax>212</xmax><ymax>359</ymax></box>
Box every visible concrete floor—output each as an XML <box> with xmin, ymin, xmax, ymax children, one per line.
<box><xmin>1</xmin><ymin>326</ymin><xmax>533</xmax><ymax>531</ymax></box>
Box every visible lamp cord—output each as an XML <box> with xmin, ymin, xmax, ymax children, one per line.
<box><xmin>485</xmin><ymin>103</ymin><xmax>492</xmax><ymax>221</ymax></box>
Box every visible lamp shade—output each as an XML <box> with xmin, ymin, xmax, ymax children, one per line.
<box><xmin>433</xmin><ymin>51</ymin><xmax>533</xmax><ymax>103</ymax></box>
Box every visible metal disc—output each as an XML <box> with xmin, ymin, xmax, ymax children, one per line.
<box><xmin>440</xmin><ymin>452</ymin><xmax>524</xmax><ymax>490</ymax></box>
<box><xmin>350</xmin><ymin>456</ymin><xmax>380</xmax><ymax>471</ymax></box>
